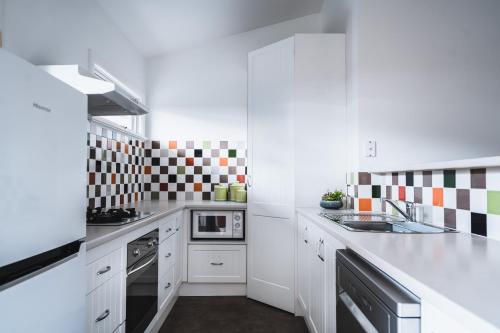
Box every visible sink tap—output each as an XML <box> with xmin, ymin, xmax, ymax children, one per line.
<box><xmin>384</xmin><ymin>199</ymin><xmax>417</xmax><ymax>222</ymax></box>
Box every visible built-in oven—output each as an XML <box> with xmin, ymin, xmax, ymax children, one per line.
<box><xmin>126</xmin><ymin>229</ymin><xmax>159</xmax><ymax>333</ymax></box>
<box><xmin>191</xmin><ymin>210</ymin><xmax>244</xmax><ymax>240</ymax></box>
<box><xmin>336</xmin><ymin>249</ymin><xmax>421</xmax><ymax>333</ymax></box>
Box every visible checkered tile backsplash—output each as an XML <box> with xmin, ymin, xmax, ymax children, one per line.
<box><xmin>87</xmin><ymin>122</ymin><xmax>145</xmax><ymax>209</ymax></box>
<box><xmin>347</xmin><ymin>168</ymin><xmax>500</xmax><ymax>241</ymax></box>
<box><xmin>143</xmin><ymin>140</ymin><xmax>247</xmax><ymax>201</ymax></box>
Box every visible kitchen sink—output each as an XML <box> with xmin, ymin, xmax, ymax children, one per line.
<box><xmin>320</xmin><ymin>213</ymin><xmax>457</xmax><ymax>233</ymax></box>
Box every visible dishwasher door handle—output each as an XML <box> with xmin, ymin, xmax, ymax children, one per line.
<box><xmin>339</xmin><ymin>291</ymin><xmax>379</xmax><ymax>333</ymax></box>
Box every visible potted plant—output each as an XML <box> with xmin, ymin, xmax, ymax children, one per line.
<box><xmin>320</xmin><ymin>190</ymin><xmax>345</xmax><ymax>209</ymax></box>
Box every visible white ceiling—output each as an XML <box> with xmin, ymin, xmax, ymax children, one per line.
<box><xmin>96</xmin><ymin>0</ymin><xmax>324</xmax><ymax>57</ymax></box>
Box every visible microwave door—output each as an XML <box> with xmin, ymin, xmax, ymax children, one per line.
<box><xmin>194</xmin><ymin>215</ymin><xmax>233</xmax><ymax>238</ymax></box>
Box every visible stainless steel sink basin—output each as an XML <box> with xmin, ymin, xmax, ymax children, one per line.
<box><xmin>320</xmin><ymin>213</ymin><xmax>457</xmax><ymax>233</ymax></box>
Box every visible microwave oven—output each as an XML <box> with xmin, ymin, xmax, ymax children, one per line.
<box><xmin>191</xmin><ymin>210</ymin><xmax>244</xmax><ymax>240</ymax></box>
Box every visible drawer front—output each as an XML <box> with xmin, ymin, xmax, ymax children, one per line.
<box><xmin>87</xmin><ymin>273</ymin><xmax>123</xmax><ymax>333</ymax></box>
<box><xmin>158</xmin><ymin>266</ymin><xmax>175</xmax><ymax>310</ymax></box>
<box><xmin>159</xmin><ymin>234</ymin><xmax>176</xmax><ymax>278</ymax></box>
<box><xmin>188</xmin><ymin>245</ymin><xmax>246</xmax><ymax>283</ymax></box>
<box><xmin>159</xmin><ymin>215</ymin><xmax>176</xmax><ymax>243</ymax></box>
<box><xmin>87</xmin><ymin>248</ymin><xmax>123</xmax><ymax>294</ymax></box>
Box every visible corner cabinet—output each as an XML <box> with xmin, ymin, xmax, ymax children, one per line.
<box><xmin>298</xmin><ymin>214</ymin><xmax>345</xmax><ymax>333</ymax></box>
<box><xmin>247</xmin><ymin>34</ymin><xmax>346</xmax><ymax>314</ymax></box>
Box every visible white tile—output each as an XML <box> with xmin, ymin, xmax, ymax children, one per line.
<box><xmin>455</xmin><ymin>169</ymin><xmax>470</xmax><ymax>189</ymax></box>
<box><xmin>487</xmin><ymin>214</ymin><xmax>500</xmax><ymax>241</ymax></box>
<box><xmin>385</xmin><ymin>173</ymin><xmax>392</xmax><ymax>186</ymax></box>
<box><xmin>185</xmin><ymin>166</ymin><xmax>194</xmax><ymax>174</ymax></box>
<box><xmin>185</xmin><ymin>183</ymin><xmax>194</xmax><ymax>192</ymax></box>
<box><xmin>372</xmin><ymin>199</ymin><xmax>382</xmax><ymax>212</ymax></box>
<box><xmin>371</xmin><ymin>173</ymin><xmax>383</xmax><ymax>185</ymax></box>
<box><xmin>151</xmin><ymin>149</ymin><xmax>160</xmax><ymax>158</ymax></box>
<box><xmin>414</xmin><ymin>171</ymin><xmax>423</xmax><ymax>187</ymax></box>
<box><xmin>168</xmin><ymin>166</ymin><xmax>177</xmax><ymax>174</ymax></box>
<box><xmin>177</xmin><ymin>158</ymin><xmax>186</xmax><ymax>167</ymax></box>
<box><xmin>220</xmin><ymin>150</ymin><xmax>228</xmax><ymax>158</ymax></box>
<box><xmin>203</xmin><ymin>166</ymin><xmax>211</xmax><ymax>174</ymax></box>
<box><xmin>193</xmin><ymin>192</ymin><xmax>203</xmax><ymax>201</ymax></box>
<box><xmin>177</xmin><ymin>175</ymin><xmax>186</xmax><ymax>183</ymax></box>
<box><xmin>486</xmin><ymin>167</ymin><xmax>500</xmax><ymax>190</ymax></box>
<box><xmin>398</xmin><ymin>172</ymin><xmax>405</xmax><ymax>186</ymax></box>
<box><xmin>202</xmin><ymin>183</ymin><xmax>211</xmax><ymax>191</ymax></box>
<box><xmin>160</xmin><ymin>157</ymin><xmax>169</xmax><ymax>165</ymax></box>
<box><xmin>159</xmin><ymin>192</ymin><xmax>169</xmax><ymax>200</ymax></box>
<box><xmin>432</xmin><ymin>170</ymin><xmax>444</xmax><ymax>187</ymax></box>
<box><xmin>443</xmin><ymin>188</ymin><xmax>457</xmax><ymax>209</ymax></box>
<box><xmin>358</xmin><ymin>185</ymin><xmax>371</xmax><ymax>198</ymax></box>
<box><xmin>406</xmin><ymin>187</ymin><xmax>414</xmax><ymax>202</ymax></box>
<box><xmin>194</xmin><ymin>174</ymin><xmax>202</xmax><ymax>182</ymax></box>
<box><xmin>431</xmin><ymin>206</ymin><xmax>445</xmax><ymax>227</ymax></box>
<box><xmin>177</xmin><ymin>192</ymin><xmax>186</xmax><ymax>201</ymax></box>
<box><xmin>422</xmin><ymin>187</ymin><xmax>433</xmax><ymax>206</ymax></box>
<box><xmin>150</xmin><ymin>183</ymin><xmax>159</xmax><ymax>191</ymax></box>
<box><xmin>470</xmin><ymin>189</ymin><xmax>487</xmax><ymax>214</ymax></box>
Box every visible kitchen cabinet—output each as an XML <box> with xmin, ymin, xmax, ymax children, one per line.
<box><xmin>174</xmin><ymin>212</ymin><xmax>183</xmax><ymax>287</ymax></box>
<box><xmin>298</xmin><ymin>213</ymin><xmax>345</xmax><ymax>333</ymax></box>
<box><xmin>247</xmin><ymin>33</ymin><xmax>346</xmax><ymax>313</ymax></box>
<box><xmin>87</xmin><ymin>272</ymin><xmax>124</xmax><ymax>333</ymax></box>
<box><xmin>188</xmin><ymin>244</ymin><xmax>247</xmax><ymax>283</ymax></box>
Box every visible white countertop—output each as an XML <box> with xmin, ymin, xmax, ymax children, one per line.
<box><xmin>296</xmin><ymin>207</ymin><xmax>500</xmax><ymax>333</ymax></box>
<box><xmin>86</xmin><ymin>200</ymin><xmax>247</xmax><ymax>250</ymax></box>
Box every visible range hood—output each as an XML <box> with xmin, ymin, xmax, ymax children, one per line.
<box><xmin>40</xmin><ymin>65</ymin><xmax>148</xmax><ymax>116</ymax></box>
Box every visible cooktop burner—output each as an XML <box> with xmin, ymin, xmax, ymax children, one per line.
<box><xmin>86</xmin><ymin>207</ymin><xmax>154</xmax><ymax>226</ymax></box>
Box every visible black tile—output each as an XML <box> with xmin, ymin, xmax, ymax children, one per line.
<box><xmin>168</xmin><ymin>175</ymin><xmax>177</xmax><ymax>183</ymax></box>
<box><xmin>372</xmin><ymin>185</ymin><xmax>381</xmax><ymax>198</ymax></box>
<box><xmin>152</xmin><ymin>141</ymin><xmax>160</xmax><ymax>149</ymax></box>
<box><xmin>444</xmin><ymin>170</ymin><xmax>456</xmax><ymax>188</ymax></box>
<box><xmin>392</xmin><ymin>172</ymin><xmax>398</xmax><ymax>185</ymax></box>
<box><xmin>471</xmin><ymin>212</ymin><xmax>487</xmax><ymax>236</ymax></box>
<box><xmin>186</xmin><ymin>175</ymin><xmax>194</xmax><ymax>183</ymax></box>
<box><xmin>405</xmin><ymin>172</ymin><xmax>414</xmax><ymax>186</ymax></box>
<box><xmin>144</xmin><ymin>183</ymin><xmax>151</xmax><ymax>191</ymax></box>
<box><xmin>194</xmin><ymin>166</ymin><xmax>202</xmax><ymax>174</ymax></box>
<box><xmin>168</xmin><ymin>192</ymin><xmax>177</xmax><ymax>200</ymax></box>
<box><xmin>220</xmin><ymin>175</ymin><xmax>228</xmax><ymax>183</ymax></box>
<box><xmin>152</xmin><ymin>175</ymin><xmax>160</xmax><ymax>183</ymax></box>
<box><xmin>160</xmin><ymin>166</ymin><xmax>169</xmax><ymax>174</ymax></box>
<box><xmin>177</xmin><ymin>183</ymin><xmax>185</xmax><ymax>192</ymax></box>
<box><xmin>95</xmin><ymin>160</ymin><xmax>101</xmax><ymax>172</ymax></box>
<box><xmin>202</xmin><ymin>192</ymin><xmax>211</xmax><ymax>200</ymax></box>
<box><xmin>89</xmin><ymin>147</ymin><xmax>96</xmax><ymax>159</ymax></box>
<box><xmin>152</xmin><ymin>158</ymin><xmax>160</xmax><ymax>166</ymax></box>
<box><xmin>169</xmin><ymin>158</ymin><xmax>177</xmax><ymax>166</ymax></box>
<box><xmin>194</xmin><ymin>149</ymin><xmax>202</xmax><ymax>157</ymax></box>
<box><xmin>203</xmin><ymin>175</ymin><xmax>211</xmax><ymax>183</ymax></box>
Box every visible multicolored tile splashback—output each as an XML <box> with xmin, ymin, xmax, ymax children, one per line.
<box><xmin>143</xmin><ymin>140</ymin><xmax>247</xmax><ymax>201</ymax></box>
<box><xmin>347</xmin><ymin>168</ymin><xmax>500</xmax><ymax>241</ymax></box>
<box><xmin>86</xmin><ymin>122</ymin><xmax>145</xmax><ymax>209</ymax></box>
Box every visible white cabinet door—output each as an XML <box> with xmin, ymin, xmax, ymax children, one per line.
<box><xmin>174</xmin><ymin>221</ymin><xmax>183</xmax><ymax>287</ymax></box>
<box><xmin>297</xmin><ymin>215</ymin><xmax>310</xmax><ymax>315</ymax></box>
<box><xmin>308</xmin><ymin>223</ymin><xmax>325</xmax><ymax>333</ymax></box>
<box><xmin>87</xmin><ymin>273</ymin><xmax>124</xmax><ymax>333</ymax></box>
<box><xmin>247</xmin><ymin>37</ymin><xmax>296</xmax><ymax>313</ymax></box>
<box><xmin>188</xmin><ymin>245</ymin><xmax>246</xmax><ymax>283</ymax></box>
<box><xmin>324</xmin><ymin>233</ymin><xmax>345</xmax><ymax>333</ymax></box>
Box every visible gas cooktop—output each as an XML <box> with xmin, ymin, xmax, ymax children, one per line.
<box><xmin>86</xmin><ymin>207</ymin><xmax>154</xmax><ymax>226</ymax></box>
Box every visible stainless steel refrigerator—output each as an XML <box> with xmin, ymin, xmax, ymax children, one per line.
<box><xmin>0</xmin><ymin>49</ymin><xmax>87</xmax><ymax>332</ymax></box>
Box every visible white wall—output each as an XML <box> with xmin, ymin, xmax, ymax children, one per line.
<box><xmin>1</xmin><ymin>0</ymin><xmax>146</xmax><ymax>100</ymax></box>
<box><xmin>146</xmin><ymin>14</ymin><xmax>321</xmax><ymax>141</ymax></box>
<box><xmin>322</xmin><ymin>0</ymin><xmax>500</xmax><ymax>171</ymax></box>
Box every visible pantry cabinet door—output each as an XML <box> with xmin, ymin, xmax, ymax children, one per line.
<box><xmin>247</xmin><ymin>37</ymin><xmax>295</xmax><ymax>313</ymax></box>
<box><xmin>297</xmin><ymin>215</ymin><xmax>310</xmax><ymax>315</ymax></box>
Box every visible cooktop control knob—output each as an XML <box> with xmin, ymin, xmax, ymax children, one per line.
<box><xmin>133</xmin><ymin>248</ymin><xmax>141</xmax><ymax>256</ymax></box>
<box><xmin>235</xmin><ymin>222</ymin><xmax>241</xmax><ymax>229</ymax></box>
<box><xmin>234</xmin><ymin>214</ymin><xmax>241</xmax><ymax>222</ymax></box>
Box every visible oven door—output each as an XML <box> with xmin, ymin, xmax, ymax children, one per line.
<box><xmin>191</xmin><ymin>211</ymin><xmax>233</xmax><ymax>239</ymax></box>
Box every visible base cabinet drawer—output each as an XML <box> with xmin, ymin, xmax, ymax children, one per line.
<box><xmin>87</xmin><ymin>248</ymin><xmax>123</xmax><ymax>294</ymax></box>
<box><xmin>158</xmin><ymin>267</ymin><xmax>175</xmax><ymax>310</ymax></box>
<box><xmin>159</xmin><ymin>233</ymin><xmax>176</xmax><ymax>278</ymax></box>
<box><xmin>87</xmin><ymin>273</ymin><xmax>123</xmax><ymax>333</ymax></box>
<box><xmin>188</xmin><ymin>244</ymin><xmax>246</xmax><ymax>283</ymax></box>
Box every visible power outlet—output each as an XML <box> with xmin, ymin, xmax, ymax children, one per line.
<box><xmin>364</xmin><ymin>140</ymin><xmax>376</xmax><ymax>157</ymax></box>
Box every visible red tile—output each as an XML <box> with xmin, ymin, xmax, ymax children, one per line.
<box><xmin>186</xmin><ymin>158</ymin><xmax>194</xmax><ymax>166</ymax></box>
<box><xmin>160</xmin><ymin>183</ymin><xmax>168</xmax><ymax>191</ymax></box>
<box><xmin>359</xmin><ymin>199</ymin><xmax>372</xmax><ymax>212</ymax></box>
<box><xmin>111</xmin><ymin>173</ymin><xmax>116</xmax><ymax>184</ymax></box>
<box><xmin>399</xmin><ymin>186</ymin><xmax>406</xmax><ymax>201</ymax></box>
<box><xmin>89</xmin><ymin>173</ymin><xmax>95</xmax><ymax>185</ymax></box>
<box><xmin>237</xmin><ymin>175</ymin><xmax>246</xmax><ymax>184</ymax></box>
<box><xmin>433</xmin><ymin>188</ymin><xmax>444</xmax><ymax>207</ymax></box>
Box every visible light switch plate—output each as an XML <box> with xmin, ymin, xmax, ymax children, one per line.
<box><xmin>364</xmin><ymin>140</ymin><xmax>376</xmax><ymax>157</ymax></box>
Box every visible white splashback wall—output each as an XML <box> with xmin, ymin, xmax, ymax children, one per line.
<box><xmin>1</xmin><ymin>0</ymin><xmax>146</xmax><ymax>101</ymax></box>
<box><xmin>146</xmin><ymin>14</ymin><xmax>321</xmax><ymax>141</ymax></box>
<box><xmin>321</xmin><ymin>0</ymin><xmax>500</xmax><ymax>172</ymax></box>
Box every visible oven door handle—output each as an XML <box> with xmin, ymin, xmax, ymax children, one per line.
<box><xmin>338</xmin><ymin>291</ymin><xmax>378</xmax><ymax>333</ymax></box>
<box><xmin>127</xmin><ymin>251</ymin><xmax>158</xmax><ymax>277</ymax></box>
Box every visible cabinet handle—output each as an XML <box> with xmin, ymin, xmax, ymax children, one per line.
<box><xmin>96</xmin><ymin>266</ymin><xmax>111</xmax><ymax>276</ymax></box>
<box><xmin>95</xmin><ymin>309</ymin><xmax>110</xmax><ymax>323</ymax></box>
<box><xmin>210</xmin><ymin>262</ymin><xmax>224</xmax><ymax>266</ymax></box>
<box><xmin>165</xmin><ymin>253</ymin><xmax>172</xmax><ymax>258</ymax></box>
<box><xmin>165</xmin><ymin>283</ymin><xmax>171</xmax><ymax>289</ymax></box>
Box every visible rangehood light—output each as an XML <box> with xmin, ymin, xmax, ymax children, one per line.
<box><xmin>39</xmin><ymin>65</ymin><xmax>115</xmax><ymax>94</ymax></box>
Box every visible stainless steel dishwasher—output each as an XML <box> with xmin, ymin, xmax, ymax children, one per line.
<box><xmin>336</xmin><ymin>249</ymin><xmax>420</xmax><ymax>333</ymax></box>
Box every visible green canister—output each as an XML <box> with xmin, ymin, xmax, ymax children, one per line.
<box><xmin>236</xmin><ymin>189</ymin><xmax>247</xmax><ymax>203</ymax></box>
<box><xmin>229</xmin><ymin>182</ymin><xmax>245</xmax><ymax>201</ymax></box>
<box><xmin>214</xmin><ymin>184</ymin><xmax>228</xmax><ymax>201</ymax></box>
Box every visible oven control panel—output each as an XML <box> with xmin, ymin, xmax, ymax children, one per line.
<box><xmin>233</xmin><ymin>211</ymin><xmax>244</xmax><ymax>238</ymax></box>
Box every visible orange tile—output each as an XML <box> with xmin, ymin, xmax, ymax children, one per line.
<box><xmin>111</xmin><ymin>173</ymin><xmax>116</xmax><ymax>184</ymax></box>
<box><xmin>219</xmin><ymin>158</ymin><xmax>228</xmax><ymax>166</ymax></box>
<box><xmin>359</xmin><ymin>198</ymin><xmax>372</xmax><ymax>212</ymax></box>
<box><xmin>186</xmin><ymin>158</ymin><xmax>194</xmax><ymax>166</ymax></box>
<box><xmin>433</xmin><ymin>188</ymin><xmax>444</xmax><ymax>207</ymax></box>
<box><xmin>399</xmin><ymin>186</ymin><xmax>406</xmax><ymax>201</ymax></box>
<box><xmin>237</xmin><ymin>175</ymin><xmax>246</xmax><ymax>184</ymax></box>
<box><xmin>194</xmin><ymin>183</ymin><xmax>202</xmax><ymax>192</ymax></box>
<box><xmin>125</xmin><ymin>144</ymin><xmax>129</xmax><ymax>154</ymax></box>
<box><xmin>144</xmin><ymin>166</ymin><xmax>151</xmax><ymax>175</ymax></box>
<box><xmin>169</xmin><ymin>141</ymin><xmax>177</xmax><ymax>149</ymax></box>
<box><xmin>134</xmin><ymin>192</ymin><xmax>138</xmax><ymax>202</ymax></box>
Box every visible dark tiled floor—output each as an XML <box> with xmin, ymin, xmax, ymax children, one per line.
<box><xmin>159</xmin><ymin>296</ymin><xmax>309</xmax><ymax>333</ymax></box>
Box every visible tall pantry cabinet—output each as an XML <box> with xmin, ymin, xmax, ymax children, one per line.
<box><xmin>246</xmin><ymin>34</ymin><xmax>347</xmax><ymax>316</ymax></box>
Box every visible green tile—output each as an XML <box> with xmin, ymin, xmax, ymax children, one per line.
<box><xmin>372</xmin><ymin>185</ymin><xmax>381</xmax><ymax>198</ymax></box>
<box><xmin>151</xmin><ymin>192</ymin><xmax>160</xmax><ymax>200</ymax></box>
<box><xmin>203</xmin><ymin>141</ymin><xmax>211</xmax><ymax>149</ymax></box>
<box><xmin>487</xmin><ymin>191</ymin><xmax>500</xmax><ymax>215</ymax></box>
<box><xmin>101</xmin><ymin>150</ymin><xmax>107</xmax><ymax>160</ymax></box>
<box><xmin>228</xmin><ymin>149</ymin><xmax>237</xmax><ymax>158</ymax></box>
<box><xmin>177</xmin><ymin>166</ymin><xmax>185</xmax><ymax>174</ymax></box>
<box><xmin>444</xmin><ymin>170</ymin><xmax>456</xmax><ymax>188</ymax></box>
